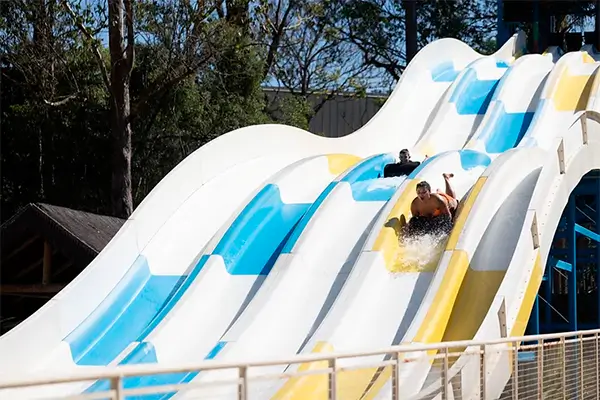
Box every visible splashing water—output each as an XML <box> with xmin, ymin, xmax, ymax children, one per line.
<box><xmin>399</xmin><ymin>232</ymin><xmax>448</xmax><ymax>270</ymax></box>
<box><xmin>389</xmin><ymin>224</ymin><xmax>450</xmax><ymax>274</ymax></box>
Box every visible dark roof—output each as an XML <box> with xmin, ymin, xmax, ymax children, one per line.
<box><xmin>1</xmin><ymin>203</ymin><xmax>125</xmax><ymax>268</ymax></box>
<box><xmin>1</xmin><ymin>204</ymin><xmax>126</xmax><ymax>333</ymax></box>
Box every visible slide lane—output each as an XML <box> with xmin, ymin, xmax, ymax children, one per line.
<box><xmin>464</xmin><ymin>54</ymin><xmax>554</xmax><ymax>154</ymax></box>
<box><xmin>517</xmin><ymin>51</ymin><xmax>600</xmax><ymax>150</ymax></box>
<box><xmin>410</xmin><ymin>53</ymin><xmax>511</xmax><ymax>159</ymax></box>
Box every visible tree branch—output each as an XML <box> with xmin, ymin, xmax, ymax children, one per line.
<box><xmin>43</xmin><ymin>93</ymin><xmax>79</xmax><ymax>106</ymax></box>
<box><xmin>131</xmin><ymin>53</ymin><xmax>212</xmax><ymax>121</ymax></box>
<box><xmin>60</xmin><ymin>0</ymin><xmax>111</xmax><ymax>94</ymax></box>
<box><xmin>124</xmin><ymin>0</ymin><xmax>135</xmax><ymax>74</ymax></box>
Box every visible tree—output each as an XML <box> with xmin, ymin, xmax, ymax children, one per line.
<box><xmin>256</xmin><ymin>0</ymin><xmax>377</xmax><ymax>126</ymax></box>
<box><xmin>60</xmin><ymin>0</ymin><xmax>255</xmax><ymax>218</ymax></box>
<box><xmin>417</xmin><ymin>0</ymin><xmax>497</xmax><ymax>54</ymax></box>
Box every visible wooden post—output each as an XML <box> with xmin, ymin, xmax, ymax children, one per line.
<box><xmin>42</xmin><ymin>241</ymin><xmax>52</xmax><ymax>285</ymax></box>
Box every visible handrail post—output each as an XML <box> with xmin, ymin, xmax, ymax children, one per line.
<box><xmin>561</xmin><ymin>336</ymin><xmax>566</xmax><ymax>400</ymax></box>
<box><xmin>480</xmin><ymin>345</ymin><xmax>486</xmax><ymax>400</ymax></box>
<box><xmin>238</xmin><ymin>366</ymin><xmax>248</xmax><ymax>400</ymax></box>
<box><xmin>392</xmin><ymin>352</ymin><xmax>400</xmax><ymax>400</ymax></box>
<box><xmin>537</xmin><ymin>338</ymin><xmax>544</xmax><ymax>400</ymax></box>
<box><xmin>328</xmin><ymin>357</ymin><xmax>337</xmax><ymax>400</ymax></box>
<box><xmin>441</xmin><ymin>347</ymin><xmax>449</xmax><ymax>400</ymax></box>
<box><xmin>110</xmin><ymin>376</ymin><xmax>122</xmax><ymax>400</ymax></box>
<box><xmin>513</xmin><ymin>340</ymin><xmax>519</xmax><ymax>400</ymax></box>
<box><xmin>579</xmin><ymin>333</ymin><xmax>584</xmax><ymax>399</ymax></box>
<box><xmin>596</xmin><ymin>332</ymin><xmax>599</xmax><ymax>400</ymax></box>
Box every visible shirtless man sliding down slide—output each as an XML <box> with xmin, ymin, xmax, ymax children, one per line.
<box><xmin>406</xmin><ymin>173</ymin><xmax>458</xmax><ymax>237</ymax></box>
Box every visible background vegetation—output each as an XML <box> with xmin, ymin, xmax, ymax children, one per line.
<box><xmin>1</xmin><ymin>0</ymin><xmax>501</xmax><ymax>220</ymax></box>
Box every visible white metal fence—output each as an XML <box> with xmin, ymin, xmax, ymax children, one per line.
<box><xmin>1</xmin><ymin>328</ymin><xmax>599</xmax><ymax>400</ymax></box>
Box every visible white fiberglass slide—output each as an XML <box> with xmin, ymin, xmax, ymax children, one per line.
<box><xmin>259</xmin><ymin>46</ymin><xmax>534</xmax><ymax>400</ymax></box>
<box><xmin>407</xmin><ymin>53</ymin><xmax>600</xmax><ymax>400</ymax></box>
<box><xmin>365</xmin><ymin>51</ymin><xmax>600</xmax><ymax>399</ymax></box>
<box><xmin>0</xmin><ymin>28</ymin><xmax>525</xmax><ymax>396</ymax></box>
<box><xmin>439</xmin><ymin>112</ymin><xmax>600</xmax><ymax>400</ymax></box>
<box><xmin>171</xmin><ymin>31</ymin><xmax>524</xmax><ymax>400</ymax></box>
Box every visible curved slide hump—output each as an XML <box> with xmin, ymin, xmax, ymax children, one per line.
<box><xmin>349</xmin><ymin>31</ymin><xmax>526</xmax><ymax>153</ymax></box>
<box><xmin>269</xmin><ymin>150</ymin><xmax>492</xmax><ymax>400</ymax></box>
<box><xmin>518</xmin><ymin>51</ymin><xmax>599</xmax><ymax>151</ymax></box>
<box><xmin>412</xmin><ymin>55</ymin><xmax>512</xmax><ymax>158</ymax></box>
<box><xmin>440</xmin><ymin>112</ymin><xmax>600</xmax><ymax>399</ymax></box>
<box><xmin>174</xmin><ymin>154</ymin><xmax>401</xmax><ymax>400</ymax></box>
<box><xmin>464</xmin><ymin>54</ymin><xmax>554</xmax><ymax>154</ymax></box>
<box><xmin>387</xmin><ymin>148</ymin><xmax>547</xmax><ymax>399</ymax></box>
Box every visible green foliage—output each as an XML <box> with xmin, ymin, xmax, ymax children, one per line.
<box><xmin>417</xmin><ymin>0</ymin><xmax>497</xmax><ymax>54</ymax></box>
<box><xmin>2</xmin><ymin>0</ymin><xmax>505</xmax><ymax>221</ymax></box>
<box><xmin>277</xmin><ymin>96</ymin><xmax>315</xmax><ymax>130</ymax></box>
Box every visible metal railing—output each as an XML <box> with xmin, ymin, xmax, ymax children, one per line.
<box><xmin>1</xmin><ymin>328</ymin><xmax>599</xmax><ymax>399</ymax></box>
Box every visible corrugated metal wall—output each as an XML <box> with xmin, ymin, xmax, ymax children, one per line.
<box><xmin>263</xmin><ymin>88</ymin><xmax>388</xmax><ymax>138</ymax></box>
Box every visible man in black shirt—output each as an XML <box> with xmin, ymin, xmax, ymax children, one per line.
<box><xmin>383</xmin><ymin>149</ymin><xmax>421</xmax><ymax>177</ymax></box>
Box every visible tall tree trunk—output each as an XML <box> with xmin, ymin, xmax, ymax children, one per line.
<box><xmin>108</xmin><ymin>0</ymin><xmax>134</xmax><ymax>218</ymax></box>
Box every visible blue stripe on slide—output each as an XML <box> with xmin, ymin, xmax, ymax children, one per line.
<box><xmin>449</xmin><ymin>68</ymin><xmax>504</xmax><ymax>115</ymax></box>
<box><xmin>64</xmin><ymin>255</ymin><xmax>186</xmax><ymax>366</ymax></box>
<box><xmin>212</xmin><ymin>184</ymin><xmax>311</xmax><ymax>275</ymax></box>
<box><xmin>68</xmin><ymin>183</ymin><xmax>313</xmax><ymax>367</ymax></box>
<box><xmin>475</xmin><ymin>101</ymin><xmax>534</xmax><ymax>153</ymax></box>
<box><xmin>281</xmin><ymin>182</ymin><xmax>336</xmax><ymax>254</ymax></box>
<box><xmin>341</xmin><ymin>154</ymin><xmax>396</xmax><ymax>201</ymax></box>
<box><xmin>431</xmin><ymin>61</ymin><xmax>460</xmax><ymax>82</ymax></box>
<box><xmin>86</xmin><ymin>341</ymin><xmax>228</xmax><ymax>399</ymax></box>
<box><xmin>408</xmin><ymin>150</ymin><xmax>491</xmax><ymax>179</ymax></box>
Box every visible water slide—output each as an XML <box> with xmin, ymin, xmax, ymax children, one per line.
<box><xmin>1</xmin><ymin>30</ymin><xmax>598</xmax><ymax>400</ymax></box>
<box><xmin>0</xmin><ymin>30</ymin><xmax>524</xmax><ymax>398</ymax></box>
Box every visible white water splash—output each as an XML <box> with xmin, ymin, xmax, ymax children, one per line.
<box><xmin>403</xmin><ymin>232</ymin><xmax>448</xmax><ymax>269</ymax></box>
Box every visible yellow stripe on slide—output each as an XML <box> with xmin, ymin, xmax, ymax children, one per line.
<box><xmin>552</xmin><ymin>68</ymin><xmax>597</xmax><ymax>112</ymax></box>
<box><xmin>443</xmin><ymin>269</ymin><xmax>506</xmax><ymax>351</ymax></box>
<box><xmin>505</xmin><ymin>250</ymin><xmax>544</xmax><ymax>371</ymax></box>
<box><xmin>325</xmin><ymin>154</ymin><xmax>362</xmax><ymax>176</ymax></box>
<box><xmin>271</xmin><ymin>342</ymin><xmax>333</xmax><ymax>400</ymax></box>
<box><xmin>445</xmin><ymin>176</ymin><xmax>487</xmax><ymax>250</ymax></box>
<box><xmin>583</xmin><ymin>52</ymin><xmax>596</xmax><ymax>64</ymax></box>
<box><xmin>372</xmin><ymin>180</ymin><xmax>420</xmax><ymax>272</ymax></box>
<box><xmin>510</xmin><ymin>250</ymin><xmax>543</xmax><ymax>337</ymax></box>
<box><xmin>272</xmin><ymin>341</ymin><xmax>381</xmax><ymax>400</ymax></box>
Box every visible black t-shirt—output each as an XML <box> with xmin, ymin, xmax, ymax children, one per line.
<box><xmin>383</xmin><ymin>161</ymin><xmax>421</xmax><ymax>178</ymax></box>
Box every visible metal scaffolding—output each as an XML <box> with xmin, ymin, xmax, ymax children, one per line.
<box><xmin>528</xmin><ymin>170</ymin><xmax>600</xmax><ymax>336</ymax></box>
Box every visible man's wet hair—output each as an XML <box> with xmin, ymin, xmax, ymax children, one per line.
<box><xmin>399</xmin><ymin>149</ymin><xmax>410</xmax><ymax>156</ymax></box>
<box><xmin>416</xmin><ymin>181</ymin><xmax>431</xmax><ymax>192</ymax></box>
